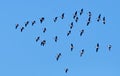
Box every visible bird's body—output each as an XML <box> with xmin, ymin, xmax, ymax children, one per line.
<box><xmin>43</xmin><ymin>27</ymin><xmax>46</xmax><ymax>33</ymax></box>
<box><xmin>108</xmin><ymin>44</ymin><xmax>112</xmax><ymax>51</ymax></box>
<box><xmin>80</xmin><ymin>8</ymin><xmax>83</xmax><ymax>15</ymax></box>
<box><xmin>56</xmin><ymin>53</ymin><xmax>61</xmax><ymax>61</ymax></box>
<box><xmin>96</xmin><ymin>43</ymin><xmax>99</xmax><ymax>52</ymax></box>
<box><xmin>25</xmin><ymin>21</ymin><xmax>29</xmax><ymax>27</ymax></box>
<box><xmin>65</xmin><ymin>68</ymin><xmax>68</xmax><ymax>73</ymax></box>
<box><xmin>61</xmin><ymin>13</ymin><xmax>64</xmax><ymax>19</ymax></box>
<box><xmin>36</xmin><ymin>37</ymin><xmax>40</xmax><ymax>42</ymax></box>
<box><xmin>103</xmin><ymin>17</ymin><xmax>106</xmax><ymax>24</ymax></box>
<box><xmin>75</xmin><ymin>16</ymin><xmax>79</xmax><ymax>22</ymax></box>
<box><xmin>87</xmin><ymin>21</ymin><xmax>90</xmax><ymax>26</ymax></box>
<box><xmin>41</xmin><ymin>40</ymin><xmax>46</xmax><ymax>46</ymax></box>
<box><xmin>32</xmin><ymin>20</ymin><xmax>36</xmax><ymax>26</ymax></box>
<box><xmin>15</xmin><ymin>24</ymin><xmax>19</xmax><ymax>29</ymax></box>
<box><xmin>80</xmin><ymin>49</ymin><xmax>84</xmax><ymax>57</ymax></box>
<box><xmin>70</xmin><ymin>22</ymin><xmax>73</xmax><ymax>29</ymax></box>
<box><xmin>80</xmin><ymin>29</ymin><xmax>84</xmax><ymax>36</ymax></box>
<box><xmin>54</xmin><ymin>17</ymin><xmax>58</xmax><ymax>22</ymax></box>
<box><xmin>21</xmin><ymin>27</ymin><xmax>24</xmax><ymax>32</ymax></box>
<box><xmin>97</xmin><ymin>14</ymin><xmax>101</xmax><ymax>22</ymax></box>
<box><xmin>70</xmin><ymin>43</ymin><xmax>74</xmax><ymax>51</ymax></box>
<box><xmin>55</xmin><ymin>36</ymin><xmax>58</xmax><ymax>42</ymax></box>
<box><xmin>88</xmin><ymin>12</ymin><xmax>92</xmax><ymax>17</ymax></box>
<box><xmin>67</xmin><ymin>30</ymin><xmax>71</xmax><ymax>36</ymax></box>
<box><xmin>40</xmin><ymin>17</ymin><xmax>45</xmax><ymax>23</ymax></box>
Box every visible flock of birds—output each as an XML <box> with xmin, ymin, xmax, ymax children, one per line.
<box><xmin>15</xmin><ymin>8</ymin><xmax>112</xmax><ymax>74</ymax></box>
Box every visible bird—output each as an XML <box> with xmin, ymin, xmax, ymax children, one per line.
<box><xmin>88</xmin><ymin>12</ymin><xmax>92</xmax><ymax>17</ymax></box>
<box><xmin>97</xmin><ymin>14</ymin><xmax>101</xmax><ymax>22</ymax></box>
<box><xmin>80</xmin><ymin>8</ymin><xmax>83</xmax><ymax>15</ymax></box>
<box><xmin>73</xmin><ymin>11</ymin><xmax>77</xmax><ymax>19</ymax></box>
<box><xmin>56</xmin><ymin>53</ymin><xmax>61</xmax><ymax>61</ymax></box>
<box><xmin>25</xmin><ymin>21</ymin><xmax>29</xmax><ymax>27</ymax></box>
<box><xmin>65</xmin><ymin>68</ymin><xmax>69</xmax><ymax>73</ymax></box>
<box><xmin>103</xmin><ymin>17</ymin><xmax>106</xmax><ymax>24</ymax></box>
<box><xmin>41</xmin><ymin>40</ymin><xmax>46</xmax><ymax>46</ymax></box>
<box><xmin>88</xmin><ymin>17</ymin><xmax>91</xmax><ymax>22</ymax></box>
<box><xmin>54</xmin><ymin>17</ymin><xmax>58</xmax><ymax>22</ymax></box>
<box><xmin>87</xmin><ymin>21</ymin><xmax>90</xmax><ymax>26</ymax></box>
<box><xmin>15</xmin><ymin>24</ymin><xmax>19</xmax><ymax>29</ymax></box>
<box><xmin>40</xmin><ymin>17</ymin><xmax>45</xmax><ymax>23</ymax></box>
<box><xmin>32</xmin><ymin>20</ymin><xmax>36</xmax><ymax>26</ymax></box>
<box><xmin>36</xmin><ymin>36</ymin><xmax>40</xmax><ymax>42</ymax></box>
<box><xmin>80</xmin><ymin>49</ymin><xmax>84</xmax><ymax>57</ymax></box>
<box><xmin>70</xmin><ymin>22</ymin><xmax>73</xmax><ymax>29</ymax></box>
<box><xmin>75</xmin><ymin>16</ymin><xmax>79</xmax><ymax>22</ymax></box>
<box><xmin>43</xmin><ymin>27</ymin><xmax>46</xmax><ymax>33</ymax></box>
<box><xmin>96</xmin><ymin>43</ymin><xmax>99</xmax><ymax>52</ymax></box>
<box><xmin>67</xmin><ymin>30</ymin><xmax>71</xmax><ymax>36</ymax></box>
<box><xmin>80</xmin><ymin>29</ymin><xmax>84</xmax><ymax>36</ymax></box>
<box><xmin>74</xmin><ymin>11</ymin><xmax>77</xmax><ymax>16</ymax></box>
<box><xmin>21</xmin><ymin>27</ymin><xmax>24</xmax><ymax>32</ymax></box>
<box><xmin>70</xmin><ymin>43</ymin><xmax>74</xmax><ymax>51</ymax></box>
<box><xmin>108</xmin><ymin>44</ymin><xmax>112</xmax><ymax>51</ymax></box>
<box><xmin>61</xmin><ymin>13</ymin><xmax>64</xmax><ymax>19</ymax></box>
<box><xmin>54</xmin><ymin>36</ymin><xmax>58</xmax><ymax>42</ymax></box>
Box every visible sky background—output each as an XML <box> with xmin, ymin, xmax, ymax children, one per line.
<box><xmin>0</xmin><ymin>0</ymin><xmax>120</xmax><ymax>76</ymax></box>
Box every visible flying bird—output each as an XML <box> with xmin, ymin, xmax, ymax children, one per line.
<box><xmin>97</xmin><ymin>14</ymin><xmax>101</xmax><ymax>22</ymax></box>
<box><xmin>65</xmin><ymin>68</ymin><xmax>68</xmax><ymax>73</ymax></box>
<box><xmin>103</xmin><ymin>17</ymin><xmax>106</xmax><ymax>24</ymax></box>
<box><xmin>25</xmin><ymin>21</ymin><xmax>29</xmax><ymax>27</ymax></box>
<box><xmin>96</xmin><ymin>43</ymin><xmax>99</xmax><ymax>52</ymax></box>
<box><xmin>73</xmin><ymin>11</ymin><xmax>77</xmax><ymax>19</ymax></box>
<box><xmin>70</xmin><ymin>43</ymin><xmax>74</xmax><ymax>51</ymax></box>
<box><xmin>54</xmin><ymin>36</ymin><xmax>58</xmax><ymax>42</ymax></box>
<box><xmin>40</xmin><ymin>17</ymin><xmax>45</xmax><ymax>23</ymax></box>
<box><xmin>41</xmin><ymin>40</ymin><xmax>46</xmax><ymax>46</ymax></box>
<box><xmin>70</xmin><ymin>22</ymin><xmax>73</xmax><ymax>29</ymax></box>
<box><xmin>15</xmin><ymin>24</ymin><xmax>19</xmax><ymax>29</ymax></box>
<box><xmin>43</xmin><ymin>27</ymin><xmax>46</xmax><ymax>33</ymax></box>
<box><xmin>80</xmin><ymin>29</ymin><xmax>84</xmax><ymax>36</ymax></box>
<box><xmin>61</xmin><ymin>13</ymin><xmax>64</xmax><ymax>19</ymax></box>
<box><xmin>80</xmin><ymin>8</ymin><xmax>83</xmax><ymax>15</ymax></box>
<box><xmin>88</xmin><ymin>12</ymin><xmax>92</xmax><ymax>17</ymax></box>
<box><xmin>54</xmin><ymin>17</ymin><xmax>58</xmax><ymax>22</ymax></box>
<box><xmin>67</xmin><ymin>30</ymin><xmax>71</xmax><ymax>36</ymax></box>
<box><xmin>21</xmin><ymin>27</ymin><xmax>24</xmax><ymax>32</ymax></box>
<box><xmin>36</xmin><ymin>36</ymin><xmax>40</xmax><ymax>42</ymax></box>
<box><xmin>88</xmin><ymin>17</ymin><xmax>91</xmax><ymax>22</ymax></box>
<box><xmin>87</xmin><ymin>21</ymin><xmax>90</xmax><ymax>26</ymax></box>
<box><xmin>75</xmin><ymin>16</ymin><xmax>79</xmax><ymax>22</ymax></box>
<box><xmin>32</xmin><ymin>20</ymin><xmax>36</xmax><ymax>26</ymax></box>
<box><xmin>80</xmin><ymin>49</ymin><xmax>84</xmax><ymax>57</ymax></box>
<box><xmin>108</xmin><ymin>44</ymin><xmax>112</xmax><ymax>51</ymax></box>
<box><xmin>56</xmin><ymin>53</ymin><xmax>61</xmax><ymax>61</ymax></box>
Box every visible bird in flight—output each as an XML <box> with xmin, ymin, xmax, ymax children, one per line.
<box><xmin>75</xmin><ymin>16</ymin><xmax>79</xmax><ymax>22</ymax></box>
<box><xmin>41</xmin><ymin>40</ymin><xmax>46</xmax><ymax>46</ymax></box>
<box><xmin>54</xmin><ymin>36</ymin><xmax>58</xmax><ymax>42</ymax></box>
<box><xmin>32</xmin><ymin>20</ymin><xmax>36</xmax><ymax>26</ymax></box>
<box><xmin>80</xmin><ymin>49</ymin><xmax>84</xmax><ymax>57</ymax></box>
<box><xmin>96</xmin><ymin>43</ymin><xmax>99</xmax><ymax>52</ymax></box>
<box><xmin>61</xmin><ymin>13</ymin><xmax>65</xmax><ymax>19</ymax></box>
<box><xmin>36</xmin><ymin>36</ymin><xmax>40</xmax><ymax>42</ymax></box>
<box><xmin>73</xmin><ymin>11</ymin><xmax>77</xmax><ymax>19</ymax></box>
<box><xmin>21</xmin><ymin>27</ymin><xmax>24</xmax><ymax>32</ymax></box>
<box><xmin>80</xmin><ymin>8</ymin><xmax>83</xmax><ymax>15</ymax></box>
<box><xmin>80</xmin><ymin>29</ymin><xmax>84</xmax><ymax>36</ymax></box>
<box><xmin>54</xmin><ymin>17</ymin><xmax>58</xmax><ymax>22</ymax></box>
<box><xmin>70</xmin><ymin>43</ymin><xmax>74</xmax><ymax>51</ymax></box>
<box><xmin>70</xmin><ymin>22</ymin><xmax>73</xmax><ymax>29</ymax></box>
<box><xmin>65</xmin><ymin>68</ymin><xmax>69</xmax><ymax>73</ymax></box>
<box><xmin>43</xmin><ymin>27</ymin><xmax>46</xmax><ymax>33</ymax></box>
<box><xmin>87</xmin><ymin>21</ymin><xmax>90</xmax><ymax>26</ymax></box>
<box><xmin>56</xmin><ymin>53</ymin><xmax>61</xmax><ymax>61</ymax></box>
<box><xmin>108</xmin><ymin>44</ymin><xmax>112</xmax><ymax>51</ymax></box>
<box><xmin>25</xmin><ymin>21</ymin><xmax>29</xmax><ymax>27</ymax></box>
<box><xmin>40</xmin><ymin>17</ymin><xmax>45</xmax><ymax>23</ymax></box>
<box><xmin>97</xmin><ymin>14</ymin><xmax>101</xmax><ymax>22</ymax></box>
<box><xmin>67</xmin><ymin>30</ymin><xmax>71</xmax><ymax>36</ymax></box>
<box><xmin>15</xmin><ymin>24</ymin><xmax>19</xmax><ymax>29</ymax></box>
<box><xmin>88</xmin><ymin>12</ymin><xmax>92</xmax><ymax>17</ymax></box>
<box><xmin>103</xmin><ymin>17</ymin><xmax>106</xmax><ymax>24</ymax></box>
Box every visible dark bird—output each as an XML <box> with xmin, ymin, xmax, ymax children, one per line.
<box><xmin>25</xmin><ymin>21</ymin><xmax>29</xmax><ymax>27</ymax></box>
<box><xmin>21</xmin><ymin>27</ymin><xmax>24</xmax><ymax>32</ymax></box>
<box><xmin>97</xmin><ymin>14</ymin><xmax>101</xmax><ymax>22</ymax></box>
<box><xmin>15</xmin><ymin>24</ymin><xmax>19</xmax><ymax>29</ymax></box>
<box><xmin>65</xmin><ymin>68</ymin><xmax>68</xmax><ymax>73</ymax></box>
<box><xmin>54</xmin><ymin>36</ymin><xmax>58</xmax><ymax>42</ymax></box>
<box><xmin>96</xmin><ymin>43</ymin><xmax>99</xmax><ymax>52</ymax></box>
<box><xmin>88</xmin><ymin>12</ymin><xmax>92</xmax><ymax>17</ymax></box>
<box><xmin>70</xmin><ymin>43</ymin><xmax>74</xmax><ymax>51</ymax></box>
<box><xmin>61</xmin><ymin>13</ymin><xmax>65</xmax><ymax>19</ymax></box>
<box><xmin>87</xmin><ymin>21</ymin><xmax>90</xmax><ymax>26</ymax></box>
<box><xmin>36</xmin><ymin>36</ymin><xmax>40</xmax><ymax>42</ymax></box>
<box><xmin>54</xmin><ymin>17</ymin><xmax>58</xmax><ymax>22</ymax></box>
<box><xmin>67</xmin><ymin>30</ymin><xmax>71</xmax><ymax>36</ymax></box>
<box><xmin>70</xmin><ymin>22</ymin><xmax>73</xmax><ymax>29</ymax></box>
<box><xmin>32</xmin><ymin>20</ymin><xmax>36</xmax><ymax>26</ymax></box>
<box><xmin>40</xmin><ymin>17</ymin><xmax>45</xmax><ymax>23</ymax></box>
<box><xmin>75</xmin><ymin>16</ymin><xmax>79</xmax><ymax>22</ymax></box>
<box><xmin>108</xmin><ymin>44</ymin><xmax>112</xmax><ymax>51</ymax></box>
<box><xmin>80</xmin><ymin>49</ymin><xmax>84</xmax><ymax>57</ymax></box>
<box><xmin>88</xmin><ymin>17</ymin><xmax>91</xmax><ymax>22</ymax></box>
<box><xmin>41</xmin><ymin>40</ymin><xmax>46</xmax><ymax>46</ymax></box>
<box><xmin>73</xmin><ymin>11</ymin><xmax>77</xmax><ymax>19</ymax></box>
<box><xmin>103</xmin><ymin>17</ymin><xmax>106</xmax><ymax>24</ymax></box>
<box><xmin>80</xmin><ymin>29</ymin><xmax>84</xmax><ymax>36</ymax></box>
<box><xmin>56</xmin><ymin>53</ymin><xmax>61</xmax><ymax>61</ymax></box>
<box><xmin>80</xmin><ymin>8</ymin><xmax>83</xmax><ymax>15</ymax></box>
<box><xmin>43</xmin><ymin>27</ymin><xmax>46</xmax><ymax>33</ymax></box>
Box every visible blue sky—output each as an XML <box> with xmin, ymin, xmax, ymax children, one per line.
<box><xmin>0</xmin><ymin>0</ymin><xmax>120</xmax><ymax>76</ymax></box>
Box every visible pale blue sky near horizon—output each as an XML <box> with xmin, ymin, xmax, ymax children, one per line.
<box><xmin>0</xmin><ymin>0</ymin><xmax>120</xmax><ymax>76</ymax></box>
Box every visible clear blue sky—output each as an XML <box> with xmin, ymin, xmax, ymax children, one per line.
<box><xmin>0</xmin><ymin>0</ymin><xmax>120</xmax><ymax>76</ymax></box>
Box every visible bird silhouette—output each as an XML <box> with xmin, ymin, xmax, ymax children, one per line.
<box><xmin>15</xmin><ymin>24</ymin><xmax>19</xmax><ymax>29</ymax></box>
<box><xmin>80</xmin><ymin>49</ymin><xmax>84</xmax><ymax>57</ymax></box>
<box><xmin>41</xmin><ymin>40</ymin><xmax>46</xmax><ymax>46</ymax></box>
<box><xmin>65</xmin><ymin>68</ymin><xmax>68</xmax><ymax>73</ymax></box>
<box><xmin>43</xmin><ymin>27</ymin><xmax>46</xmax><ymax>33</ymax></box>
<box><xmin>97</xmin><ymin>14</ymin><xmax>101</xmax><ymax>22</ymax></box>
<box><xmin>67</xmin><ymin>30</ymin><xmax>71</xmax><ymax>36</ymax></box>
<box><xmin>25</xmin><ymin>21</ymin><xmax>29</xmax><ymax>27</ymax></box>
<box><xmin>80</xmin><ymin>8</ymin><xmax>83</xmax><ymax>15</ymax></box>
<box><xmin>54</xmin><ymin>36</ymin><xmax>58</xmax><ymax>42</ymax></box>
<box><xmin>103</xmin><ymin>17</ymin><xmax>106</xmax><ymax>24</ymax></box>
<box><xmin>61</xmin><ymin>13</ymin><xmax>64</xmax><ymax>19</ymax></box>
<box><xmin>54</xmin><ymin>17</ymin><xmax>58</xmax><ymax>22</ymax></box>
<box><xmin>96</xmin><ymin>43</ymin><xmax>99</xmax><ymax>52</ymax></box>
<box><xmin>80</xmin><ymin>29</ymin><xmax>84</xmax><ymax>36</ymax></box>
<box><xmin>36</xmin><ymin>36</ymin><xmax>40</xmax><ymax>42</ymax></box>
<box><xmin>88</xmin><ymin>17</ymin><xmax>91</xmax><ymax>22</ymax></box>
<box><xmin>108</xmin><ymin>44</ymin><xmax>112</xmax><ymax>51</ymax></box>
<box><xmin>32</xmin><ymin>20</ymin><xmax>36</xmax><ymax>26</ymax></box>
<box><xmin>70</xmin><ymin>43</ymin><xmax>74</xmax><ymax>51</ymax></box>
<box><xmin>73</xmin><ymin>11</ymin><xmax>77</xmax><ymax>19</ymax></box>
<box><xmin>21</xmin><ymin>27</ymin><xmax>24</xmax><ymax>32</ymax></box>
<box><xmin>88</xmin><ymin>12</ymin><xmax>92</xmax><ymax>17</ymax></box>
<box><xmin>40</xmin><ymin>17</ymin><xmax>45</xmax><ymax>23</ymax></box>
<box><xmin>70</xmin><ymin>22</ymin><xmax>73</xmax><ymax>29</ymax></box>
<box><xmin>75</xmin><ymin>16</ymin><xmax>79</xmax><ymax>22</ymax></box>
<box><xmin>56</xmin><ymin>53</ymin><xmax>61</xmax><ymax>61</ymax></box>
<box><xmin>87</xmin><ymin>21</ymin><xmax>90</xmax><ymax>26</ymax></box>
